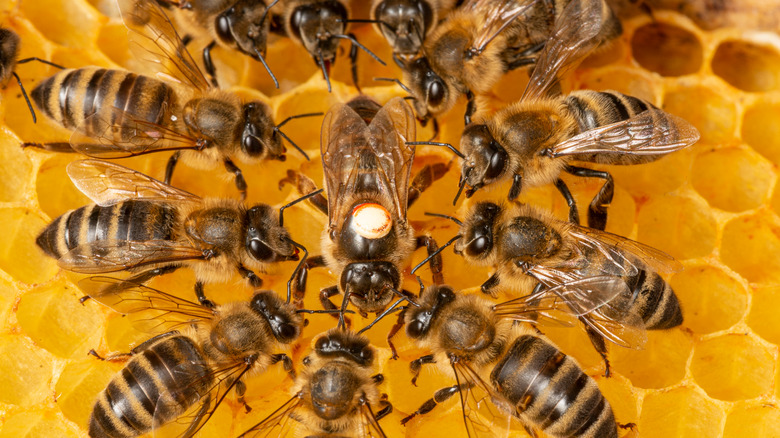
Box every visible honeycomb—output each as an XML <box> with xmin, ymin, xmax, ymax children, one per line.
<box><xmin>0</xmin><ymin>0</ymin><xmax>779</xmax><ymax>437</ymax></box>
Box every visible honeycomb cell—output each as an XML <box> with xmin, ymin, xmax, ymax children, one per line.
<box><xmin>637</xmin><ymin>194</ymin><xmax>718</xmax><ymax>260</ymax></box>
<box><xmin>663</xmin><ymin>84</ymin><xmax>737</xmax><ymax>144</ymax></box>
<box><xmin>596</xmin><ymin>374</ymin><xmax>639</xmax><ymax>427</ymax></box>
<box><xmin>54</xmin><ymin>359</ymin><xmax>119</xmax><ymax>428</ymax></box>
<box><xmin>35</xmin><ymin>154</ymin><xmax>91</xmax><ymax>219</ymax></box>
<box><xmin>639</xmin><ymin>387</ymin><xmax>724</xmax><ymax>438</ymax></box>
<box><xmin>0</xmin><ymin>410</ymin><xmax>81</xmax><ymax>438</ymax></box>
<box><xmin>0</xmin><ymin>127</ymin><xmax>32</xmax><ymax>202</ymax></box>
<box><xmin>16</xmin><ymin>280</ymin><xmax>103</xmax><ymax>359</ymax></box>
<box><xmin>723</xmin><ymin>403</ymin><xmax>780</xmax><ymax>438</ymax></box>
<box><xmin>0</xmin><ymin>335</ymin><xmax>54</xmax><ymax>406</ymax></box>
<box><xmin>670</xmin><ymin>266</ymin><xmax>747</xmax><ymax>335</ymax></box>
<box><xmin>712</xmin><ymin>40</ymin><xmax>780</xmax><ymax>92</ymax></box>
<box><xmin>691</xmin><ymin>334</ymin><xmax>774</xmax><ymax>401</ymax></box>
<box><xmin>691</xmin><ymin>147</ymin><xmax>774</xmax><ymax>212</ymax></box>
<box><xmin>742</xmin><ymin>100</ymin><xmax>780</xmax><ymax>165</ymax></box>
<box><xmin>0</xmin><ymin>207</ymin><xmax>59</xmax><ymax>284</ymax></box>
<box><xmin>631</xmin><ymin>23</ymin><xmax>703</xmax><ymax>76</ymax></box>
<box><xmin>747</xmin><ymin>285</ymin><xmax>780</xmax><ymax>345</ymax></box>
<box><xmin>0</xmin><ymin>276</ymin><xmax>18</xmax><ymax>332</ymax></box>
<box><xmin>577</xmin><ymin>66</ymin><xmax>659</xmax><ymax>102</ymax></box>
<box><xmin>721</xmin><ymin>213</ymin><xmax>780</xmax><ymax>284</ymax></box>
<box><xmin>20</xmin><ymin>0</ymin><xmax>104</xmax><ymax>48</ymax></box>
<box><xmin>610</xmin><ymin>328</ymin><xmax>692</xmax><ymax>389</ymax></box>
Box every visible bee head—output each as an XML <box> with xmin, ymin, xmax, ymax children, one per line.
<box><xmin>405</xmin><ymin>285</ymin><xmax>455</xmax><ymax>339</ymax></box>
<box><xmin>250</xmin><ymin>291</ymin><xmax>302</xmax><ymax>343</ymax></box>
<box><xmin>340</xmin><ymin>261</ymin><xmax>400</xmax><ymax>313</ymax></box>
<box><xmin>289</xmin><ymin>0</ymin><xmax>347</xmax><ymax>64</ymax></box>
<box><xmin>460</xmin><ymin>123</ymin><xmax>508</xmax><ymax>196</ymax></box>
<box><xmin>240</xmin><ymin>101</ymin><xmax>286</xmax><ymax>160</ymax></box>
<box><xmin>372</xmin><ymin>0</ymin><xmax>433</xmax><ymax>58</ymax></box>
<box><xmin>404</xmin><ymin>56</ymin><xmax>448</xmax><ymax>118</ymax></box>
<box><xmin>314</xmin><ymin>329</ymin><xmax>374</xmax><ymax>365</ymax></box>
<box><xmin>454</xmin><ymin>201</ymin><xmax>501</xmax><ymax>260</ymax></box>
<box><xmin>245</xmin><ymin>204</ymin><xmax>299</xmax><ymax>263</ymax></box>
<box><xmin>214</xmin><ymin>0</ymin><xmax>271</xmax><ymax>61</ymax></box>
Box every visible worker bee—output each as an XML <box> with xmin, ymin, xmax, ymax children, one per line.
<box><xmin>238</xmin><ymin>329</ymin><xmax>391</xmax><ymax>437</ymax></box>
<box><xmin>82</xmin><ymin>277</ymin><xmax>304</xmax><ymax>438</ymax></box>
<box><xmin>453</xmin><ymin>0</ymin><xmax>699</xmax><ymax>230</ymax></box>
<box><xmin>400</xmin><ymin>282</ymin><xmax>619</xmax><ymax>437</ymax></box>
<box><xmin>369</xmin><ymin>0</ymin><xmax>461</xmax><ymax>62</ymax></box>
<box><xmin>23</xmin><ymin>0</ymin><xmax>318</xmax><ymax>199</ymax></box>
<box><xmin>0</xmin><ymin>27</ymin><xmax>64</xmax><ymax>123</ymax></box>
<box><xmin>401</xmin><ymin>0</ymin><xmax>622</xmax><ymax>124</ymax></box>
<box><xmin>268</xmin><ymin>0</ymin><xmax>386</xmax><ymax>91</ymax></box>
<box><xmin>279</xmin><ymin>96</ymin><xmax>448</xmax><ymax>353</ymax></box>
<box><xmin>36</xmin><ymin>160</ymin><xmax>316</xmax><ymax>306</ymax></box>
<box><xmin>419</xmin><ymin>201</ymin><xmax>684</xmax><ymax>376</ymax></box>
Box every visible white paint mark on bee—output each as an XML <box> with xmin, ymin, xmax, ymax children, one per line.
<box><xmin>351</xmin><ymin>203</ymin><xmax>392</xmax><ymax>239</ymax></box>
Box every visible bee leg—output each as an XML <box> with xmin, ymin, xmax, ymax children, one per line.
<box><xmin>409</xmin><ymin>354</ymin><xmax>436</xmax><ymax>386</ymax></box>
<box><xmin>164</xmin><ymin>151</ymin><xmax>181</xmax><ymax>185</ymax></box>
<box><xmin>234</xmin><ymin>379</ymin><xmax>252</xmax><ymax>413</ymax></box>
<box><xmin>376</xmin><ymin>399</ymin><xmax>393</xmax><ymax>420</ymax></box>
<box><xmin>480</xmin><ymin>272</ymin><xmax>500</xmax><ymax>296</ymax></box>
<box><xmin>320</xmin><ymin>285</ymin><xmax>347</xmax><ymax>324</ymax></box>
<box><xmin>554</xmin><ymin>178</ymin><xmax>580</xmax><ymax>225</ymax></box>
<box><xmin>80</xmin><ymin>266</ymin><xmax>182</xmax><ymax>304</ymax></box>
<box><xmin>202</xmin><ymin>40</ymin><xmax>220</xmax><ymax>88</ymax></box>
<box><xmin>408</xmin><ymin>162</ymin><xmax>451</xmax><ymax>208</ymax></box>
<box><xmin>194</xmin><ymin>281</ymin><xmax>216</xmax><ymax>309</ymax></box>
<box><xmin>223</xmin><ymin>158</ymin><xmax>248</xmax><ymax>200</ymax></box>
<box><xmin>15</xmin><ymin>57</ymin><xmax>65</xmax><ymax>70</ymax></box>
<box><xmin>237</xmin><ymin>265</ymin><xmax>263</xmax><ymax>288</ymax></box>
<box><xmin>464</xmin><ymin>90</ymin><xmax>475</xmax><ymax>126</ymax></box>
<box><xmin>400</xmin><ymin>384</ymin><xmax>464</xmax><ymax>425</ymax></box>
<box><xmin>508</xmin><ymin>174</ymin><xmax>523</xmax><ymax>201</ymax></box>
<box><xmin>415</xmin><ymin>235</ymin><xmax>444</xmax><ymax>284</ymax></box>
<box><xmin>20</xmin><ymin>141</ymin><xmax>77</xmax><ymax>152</ymax></box>
<box><xmin>271</xmin><ymin>353</ymin><xmax>296</xmax><ymax>380</ymax></box>
<box><xmin>372</xmin><ymin>374</ymin><xmax>384</xmax><ymax>384</ymax></box>
<box><xmin>87</xmin><ymin>349</ymin><xmax>132</xmax><ymax>362</ymax></box>
<box><xmin>88</xmin><ymin>330</ymin><xmax>180</xmax><ymax>362</ymax></box>
<box><xmin>505</xmin><ymin>40</ymin><xmax>546</xmax><ymax>70</ymax></box>
<box><xmin>294</xmin><ymin>255</ymin><xmax>326</xmax><ymax>307</ymax></box>
<box><xmin>564</xmin><ymin>165</ymin><xmax>613</xmax><ymax>231</ymax></box>
<box><xmin>348</xmin><ymin>32</ymin><xmax>361</xmax><ymax>93</ymax></box>
<box><xmin>278</xmin><ymin>170</ymin><xmax>328</xmax><ymax>215</ymax></box>
<box><xmin>583</xmin><ymin>322</ymin><xmax>612</xmax><ymax>377</ymax></box>
<box><xmin>387</xmin><ymin>306</ymin><xmax>409</xmax><ymax>360</ymax></box>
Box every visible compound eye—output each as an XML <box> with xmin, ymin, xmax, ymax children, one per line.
<box><xmin>315</xmin><ymin>336</ymin><xmax>328</xmax><ymax>350</ymax></box>
<box><xmin>466</xmin><ymin>235</ymin><xmax>491</xmax><ymax>257</ymax></box>
<box><xmin>215</xmin><ymin>13</ymin><xmax>233</xmax><ymax>44</ymax></box>
<box><xmin>289</xmin><ymin>8</ymin><xmax>307</xmax><ymax>40</ymax></box>
<box><xmin>278</xmin><ymin>323</ymin><xmax>298</xmax><ymax>341</ymax></box>
<box><xmin>248</xmin><ymin>239</ymin><xmax>274</xmax><ymax>261</ymax></box>
<box><xmin>407</xmin><ymin>319</ymin><xmax>424</xmax><ymax>338</ymax></box>
<box><xmin>484</xmin><ymin>143</ymin><xmax>508</xmax><ymax>180</ymax></box>
<box><xmin>359</xmin><ymin>346</ymin><xmax>373</xmax><ymax>362</ymax></box>
<box><xmin>427</xmin><ymin>79</ymin><xmax>445</xmax><ymax>107</ymax></box>
<box><xmin>243</xmin><ymin>134</ymin><xmax>265</xmax><ymax>156</ymax></box>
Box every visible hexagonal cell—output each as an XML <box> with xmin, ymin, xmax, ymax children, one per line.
<box><xmin>691</xmin><ymin>147</ymin><xmax>774</xmax><ymax>212</ymax></box>
<box><xmin>0</xmin><ymin>207</ymin><xmax>59</xmax><ymax>284</ymax></box>
<box><xmin>0</xmin><ymin>127</ymin><xmax>32</xmax><ymax>203</ymax></box>
<box><xmin>610</xmin><ymin>328</ymin><xmax>692</xmax><ymax>389</ymax></box>
<box><xmin>691</xmin><ymin>334</ymin><xmax>774</xmax><ymax>401</ymax></box>
<box><xmin>17</xmin><ymin>280</ymin><xmax>103</xmax><ymax>358</ymax></box>
<box><xmin>747</xmin><ymin>285</ymin><xmax>780</xmax><ymax>345</ymax></box>
<box><xmin>54</xmin><ymin>358</ymin><xmax>119</xmax><ymax>428</ymax></box>
<box><xmin>742</xmin><ymin>100</ymin><xmax>780</xmax><ymax>165</ymax></box>
<box><xmin>637</xmin><ymin>194</ymin><xmax>718</xmax><ymax>261</ymax></box>
<box><xmin>712</xmin><ymin>40</ymin><xmax>780</xmax><ymax>92</ymax></box>
<box><xmin>663</xmin><ymin>84</ymin><xmax>737</xmax><ymax>144</ymax></box>
<box><xmin>723</xmin><ymin>403</ymin><xmax>780</xmax><ymax>438</ymax></box>
<box><xmin>20</xmin><ymin>0</ymin><xmax>104</xmax><ymax>47</ymax></box>
<box><xmin>595</xmin><ymin>375</ymin><xmax>639</xmax><ymax>428</ymax></box>
<box><xmin>0</xmin><ymin>410</ymin><xmax>82</xmax><ymax>438</ymax></box>
<box><xmin>631</xmin><ymin>23</ymin><xmax>703</xmax><ymax>76</ymax></box>
<box><xmin>36</xmin><ymin>154</ymin><xmax>91</xmax><ymax>219</ymax></box>
<box><xmin>0</xmin><ymin>335</ymin><xmax>54</xmax><ymax>406</ymax></box>
<box><xmin>639</xmin><ymin>387</ymin><xmax>724</xmax><ymax>438</ymax></box>
<box><xmin>722</xmin><ymin>213</ymin><xmax>780</xmax><ymax>284</ymax></box>
<box><xmin>606</xmin><ymin>148</ymin><xmax>693</xmax><ymax>199</ymax></box>
<box><xmin>670</xmin><ymin>266</ymin><xmax>747</xmax><ymax>335</ymax></box>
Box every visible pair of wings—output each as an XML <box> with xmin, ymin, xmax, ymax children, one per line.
<box><xmin>321</xmin><ymin>97</ymin><xmax>416</xmax><ymax>228</ymax></box>
<box><xmin>67</xmin><ymin>0</ymin><xmax>217</xmax><ymax>159</ymax></box>
<box><xmin>57</xmin><ymin>160</ymin><xmax>208</xmax><ymax>274</ymax></box>
<box><xmin>237</xmin><ymin>391</ymin><xmax>387</xmax><ymax>438</ymax></box>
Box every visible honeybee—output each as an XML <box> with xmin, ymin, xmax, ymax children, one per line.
<box><xmin>36</xmin><ymin>160</ymin><xmax>315</xmax><ymax>306</ymax></box>
<box><xmin>82</xmin><ymin>277</ymin><xmax>304</xmax><ymax>438</ymax></box>
<box><xmin>402</xmin><ymin>0</ymin><xmax>622</xmax><ymax>124</ymax></box>
<box><xmin>453</xmin><ymin>0</ymin><xmax>699</xmax><ymax>230</ymax></box>
<box><xmin>420</xmin><ymin>201</ymin><xmax>684</xmax><ymax>376</ymax></box>
<box><xmin>400</xmin><ymin>283</ymin><xmax>619</xmax><ymax>437</ymax></box>
<box><xmin>279</xmin><ymin>96</ymin><xmax>448</xmax><ymax>352</ymax></box>
<box><xmin>238</xmin><ymin>329</ymin><xmax>391</xmax><ymax>437</ymax></box>
<box><xmin>369</xmin><ymin>0</ymin><xmax>461</xmax><ymax>62</ymax></box>
<box><xmin>23</xmin><ymin>0</ymin><xmax>317</xmax><ymax>199</ymax></box>
<box><xmin>268</xmin><ymin>0</ymin><xmax>386</xmax><ymax>91</ymax></box>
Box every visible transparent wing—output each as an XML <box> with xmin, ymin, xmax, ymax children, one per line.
<box><xmin>581</xmin><ymin>303</ymin><xmax>648</xmax><ymax>350</ymax></box>
<box><xmin>451</xmin><ymin>359</ymin><xmax>512</xmax><ymax>438</ymax></box>
<box><xmin>550</xmin><ymin>109</ymin><xmax>701</xmax><ymax>157</ymax></box>
<box><xmin>117</xmin><ymin>0</ymin><xmax>210</xmax><ymax>91</ymax></box>
<box><xmin>522</xmin><ymin>0</ymin><xmax>610</xmax><ymax>101</ymax></box>
<box><xmin>237</xmin><ymin>393</ymin><xmax>305</xmax><ymax>438</ymax></box>
<box><xmin>357</xmin><ymin>401</ymin><xmax>389</xmax><ymax>438</ymax></box>
<box><xmin>67</xmin><ymin>160</ymin><xmax>201</xmax><ymax>207</ymax></box>
<box><xmin>467</xmin><ymin>0</ymin><xmax>540</xmax><ymax>54</ymax></box>
<box><xmin>58</xmin><ymin>240</ymin><xmax>206</xmax><ymax>274</ymax></box>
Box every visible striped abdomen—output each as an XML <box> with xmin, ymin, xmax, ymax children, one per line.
<box><xmin>36</xmin><ymin>200</ymin><xmax>179</xmax><ymax>259</ymax></box>
<box><xmin>88</xmin><ymin>335</ymin><xmax>213</xmax><ymax>438</ymax></box>
<box><xmin>31</xmin><ymin>67</ymin><xmax>175</xmax><ymax>136</ymax></box>
<box><xmin>623</xmin><ymin>265</ymin><xmax>683</xmax><ymax>330</ymax></box>
<box><xmin>490</xmin><ymin>335</ymin><xmax>617</xmax><ymax>438</ymax></box>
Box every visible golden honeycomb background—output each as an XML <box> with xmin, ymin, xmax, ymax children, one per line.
<box><xmin>0</xmin><ymin>0</ymin><xmax>780</xmax><ymax>436</ymax></box>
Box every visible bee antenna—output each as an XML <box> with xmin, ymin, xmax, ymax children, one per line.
<box><xmin>259</xmin><ymin>0</ymin><xmax>280</xmax><ymax>26</ymax></box>
<box><xmin>333</xmin><ymin>34</ymin><xmax>386</xmax><ymax>66</ymax></box>
<box><xmin>276</xmin><ymin>112</ymin><xmax>323</xmax><ymax>129</ymax></box>
<box><xmin>253</xmin><ymin>46</ymin><xmax>279</xmax><ymax>89</ymax></box>
<box><xmin>279</xmin><ymin>188</ymin><xmax>324</xmax><ymax>227</ymax></box>
<box><xmin>274</xmin><ymin>112</ymin><xmax>323</xmax><ymax>161</ymax></box>
<box><xmin>406</xmin><ymin>141</ymin><xmax>464</xmax><ymax>159</ymax></box>
<box><xmin>424</xmin><ymin>212</ymin><xmax>463</xmax><ymax>226</ymax></box>
<box><xmin>373</xmin><ymin>77</ymin><xmax>412</xmax><ymax>94</ymax></box>
<box><xmin>453</xmin><ymin>168</ymin><xmax>471</xmax><ymax>205</ymax></box>
<box><xmin>274</xmin><ymin>127</ymin><xmax>309</xmax><ymax>161</ymax></box>
<box><xmin>337</xmin><ymin>285</ymin><xmax>351</xmax><ymax>331</ymax></box>
<box><xmin>356</xmin><ymin>293</ymin><xmax>411</xmax><ymax>335</ymax></box>
<box><xmin>317</xmin><ymin>49</ymin><xmax>332</xmax><ymax>93</ymax></box>
<box><xmin>411</xmin><ymin>234</ymin><xmax>461</xmax><ymax>276</ymax></box>
<box><xmin>12</xmin><ymin>71</ymin><xmax>36</xmax><ymax>123</ymax></box>
<box><xmin>281</xmin><ymin>236</ymin><xmax>308</xmax><ymax>304</ymax></box>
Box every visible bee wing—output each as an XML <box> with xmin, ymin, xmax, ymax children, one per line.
<box><xmin>237</xmin><ymin>393</ymin><xmax>305</xmax><ymax>438</ymax></box>
<box><xmin>366</xmin><ymin>97</ymin><xmax>416</xmax><ymax>219</ymax></box>
<box><xmin>357</xmin><ymin>400</ymin><xmax>389</xmax><ymax>438</ymax></box>
<box><xmin>58</xmin><ymin>240</ymin><xmax>206</xmax><ymax>274</ymax></box>
<box><xmin>117</xmin><ymin>0</ymin><xmax>211</xmax><ymax>91</ymax></box>
<box><xmin>67</xmin><ymin>160</ymin><xmax>201</xmax><ymax>207</ymax></box>
<box><xmin>451</xmin><ymin>360</ymin><xmax>512</xmax><ymax>438</ymax></box>
<box><xmin>521</xmin><ymin>0</ymin><xmax>611</xmax><ymax>101</ymax></box>
<box><xmin>549</xmin><ymin>109</ymin><xmax>701</xmax><ymax>157</ymax></box>
<box><xmin>582</xmin><ymin>303</ymin><xmax>648</xmax><ymax>350</ymax></box>
<box><xmin>467</xmin><ymin>0</ymin><xmax>541</xmax><ymax>55</ymax></box>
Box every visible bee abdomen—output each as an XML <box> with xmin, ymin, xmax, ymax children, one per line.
<box><xmin>31</xmin><ymin>67</ymin><xmax>174</xmax><ymax>133</ymax></box>
<box><xmin>88</xmin><ymin>335</ymin><xmax>212</xmax><ymax>438</ymax></box>
<box><xmin>36</xmin><ymin>201</ymin><xmax>179</xmax><ymax>259</ymax></box>
<box><xmin>627</xmin><ymin>269</ymin><xmax>683</xmax><ymax>330</ymax></box>
<box><xmin>490</xmin><ymin>335</ymin><xmax>617</xmax><ymax>438</ymax></box>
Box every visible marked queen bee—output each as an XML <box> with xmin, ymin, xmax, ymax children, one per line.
<box><xmin>23</xmin><ymin>0</ymin><xmax>318</xmax><ymax>199</ymax></box>
<box><xmin>36</xmin><ymin>160</ymin><xmax>316</xmax><ymax>306</ymax></box>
